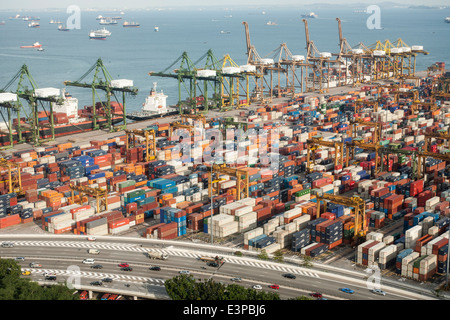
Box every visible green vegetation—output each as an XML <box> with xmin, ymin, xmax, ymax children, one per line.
<box><xmin>234</xmin><ymin>251</ymin><xmax>243</xmax><ymax>257</ymax></box>
<box><xmin>289</xmin><ymin>296</ymin><xmax>314</xmax><ymax>300</ymax></box>
<box><xmin>301</xmin><ymin>255</ymin><xmax>313</xmax><ymax>268</ymax></box>
<box><xmin>0</xmin><ymin>259</ymin><xmax>78</xmax><ymax>300</ymax></box>
<box><xmin>257</xmin><ymin>249</ymin><xmax>269</xmax><ymax>260</ymax></box>
<box><xmin>165</xmin><ymin>275</ymin><xmax>280</xmax><ymax>300</ymax></box>
<box><xmin>273</xmin><ymin>250</ymin><xmax>284</xmax><ymax>263</ymax></box>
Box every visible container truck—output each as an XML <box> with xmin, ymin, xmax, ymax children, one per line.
<box><xmin>199</xmin><ymin>256</ymin><xmax>224</xmax><ymax>263</ymax></box>
<box><xmin>147</xmin><ymin>251</ymin><xmax>169</xmax><ymax>260</ymax></box>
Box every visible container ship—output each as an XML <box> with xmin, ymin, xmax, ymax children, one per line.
<box><xmin>0</xmin><ymin>91</ymin><xmax>125</xmax><ymax>147</ymax></box>
<box><xmin>445</xmin><ymin>17</ymin><xmax>450</xmax><ymax>23</ymax></box>
<box><xmin>20</xmin><ymin>42</ymin><xmax>42</xmax><ymax>48</ymax></box>
<box><xmin>123</xmin><ymin>21</ymin><xmax>140</xmax><ymax>27</ymax></box>
<box><xmin>58</xmin><ymin>25</ymin><xmax>70</xmax><ymax>31</ymax></box>
<box><xmin>99</xmin><ymin>18</ymin><xmax>118</xmax><ymax>25</ymax></box>
<box><xmin>28</xmin><ymin>21</ymin><xmax>40</xmax><ymax>28</ymax></box>
<box><xmin>126</xmin><ymin>83</ymin><xmax>177</xmax><ymax>121</ymax></box>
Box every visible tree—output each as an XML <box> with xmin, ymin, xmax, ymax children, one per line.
<box><xmin>164</xmin><ymin>274</ymin><xmax>198</xmax><ymax>300</ymax></box>
<box><xmin>273</xmin><ymin>250</ymin><xmax>284</xmax><ymax>263</ymax></box>
<box><xmin>164</xmin><ymin>276</ymin><xmax>280</xmax><ymax>300</ymax></box>
<box><xmin>289</xmin><ymin>295</ymin><xmax>314</xmax><ymax>300</ymax></box>
<box><xmin>258</xmin><ymin>249</ymin><xmax>269</xmax><ymax>260</ymax></box>
<box><xmin>301</xmin><ymin>255</ymin><xmax>313</xmax><ymax>268</ymax></box>
<box><xmin>234</xmin><ymin>251</ymin><xmax>243</xmax><ymax>257</ymax></box>
<box><xmin>0</xmin><ymin>258</ymin><xmax>78</xmax><ymax>300</ymax></box>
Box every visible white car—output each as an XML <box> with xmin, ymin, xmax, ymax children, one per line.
<box><xmin>252</xmin><ymin>285</ymin><xmax>262</xmax><ymax>290</ymax></box>
<box><xmin>372</xmin><ymin>289</ymin><xmax>386</xmax><ymax>296</ymax></box>
<box><xmin>87</xmin><ymin>236</ymin><xmax>96</xmax><ymax>241</ymax></box>
<box><xmin>43</xmin><ymin>272</ymin><xmax>56</xmax><ymax>277</ymax></box>
<box><xmin>82</xmin><ymin>258</ymin><xmax>95</xmax><ymax>264</ymax></box>
<box><xmin>179</xmin><ymin>270</ymin><xmax>190</xmax><ymax>275</ymax></box>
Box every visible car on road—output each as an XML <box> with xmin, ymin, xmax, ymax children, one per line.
<box><xmin>149</xmin><ymin>266</ymin><xmax>161</xmax><ymax>271</ymax></box>
<box><xmin>29</xmin><ymin>262</ymin><xmax>42</xmax><ymax>268</ymax></box>
<box><xmin>108</xmin><ymin>294</ymin><xmax>118</xmax><ymax>300</ymax></box>
<box><xmin>91</xmin><ymin>264</ymin><xmax>103</xmax><ymax>269</ymax></box>
<box><xmin>90</xmin><ymin>281</ymin><xmax>102</xmax><ymax>286</ymax></box>
<box><xmin>121</xmin><ymin>267</ymin><xmax>133</xmax><ymax>271</ymax></box>
<box><xmin>102</xmin><ymin>278</ymin><xmax>113</xmax><ymax>283</ymax></box>
<box><xmin>282</xmin><ymin>273</ymin><xmax>296</xmax><ymax>279</ymax></box>
<box><xmin>207</xmin><ymin>262</ymin><xmax>219</xmax><ymax>268</ymax></box>
<box><xmin>118</xmin><ymin>263</ymin><xmax>129</xmax><ymax>268</ymax></box>
<box><xmin>269</xmin><ymin>284</ymin><xmax>280</xmax><ymax>290</ymax></box>
<box><xmin>21</xmin><ymin>271</ymin><xmax>31</xmax><ymax>276</ymax></box>
<box><xmin>43</xmin><ymin>272</ymin><xmax>56</xmax><ymax>277</ymax></box>
<box><xmin>179</xmin><ymin>270</ymin><xmax>190</xmax><ymax>275</ymax></box>
<box><xmin>45</xmin><ymin>276</ymin><xmax>57</xmax><ymax>281</ymax></box>
<box><xmin>340</xmin><ymin>288</ymin><xmax>354</xmax><ymax>294</ymax></box>
<box><xmin>15</xmin><ymin>257</ymin><xmax>25</xmax><ymax>261</ymax></box>
<box><xmin>252</xmin><ymin>285</ymin><xmax>262</xmax><ymax>290</ymax></box>
<box><xmin>82</xmin><ymin>258</ymin><xmax>95</xmax><ymax>264</ymax></box>
<box><xmin>231</xmin><ymin>277</ymin><xmax>241</xmax><ymax>282</ymax></box>
<box><xmin>372</xmin><ymin>289</ymin><xmax>386</xmax><ymax>296</ymax></box>
<box><xmin>310</xmin><ymin>292</ymin><xmax>323</xmax><ymax>298</ymax></box>
<box><xmin>1</xmin><ymin>242</ymin><xmax>14</xmax><ymax>248</ymax></box>
<box><xmin>87</xmin><ymin>236</ymin><xmax>96</xmax><ymax>241</ymax></box>
<box><xmin>88</xmin><ymin>249</ymin><xmax>100</xmax><ymax>255</ymax></box>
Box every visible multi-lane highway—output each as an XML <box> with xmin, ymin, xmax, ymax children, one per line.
<box><xmin>0</xmin><ymin>235</ymin><xmax>438</xmax><ymax>300</ymax></box>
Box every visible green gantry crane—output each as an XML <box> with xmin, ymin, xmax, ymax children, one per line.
<box><xmin>1</xmin><ymin>64</ymin><xmax>64</xmax><ymax>146</ymax></box>
<box><xmin>64</xmin><ymin>58</ymin><xmax>138</xmax><ymax>132</ymax></box>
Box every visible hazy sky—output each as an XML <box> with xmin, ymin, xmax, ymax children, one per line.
<box><xmin>1</xmin><ymin>0</ymin><xmax>448</xmax><ymax>10</ymax></box>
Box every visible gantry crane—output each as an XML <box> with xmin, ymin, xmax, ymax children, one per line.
<box><xmin>306</xmin><ymin>136</ymin><xmax>344</xmax><ymax>173</ymax></box>
<box><xmin>180</xmin><ymin>114</ymin><xmax>206</xmax><ymax>126</ymax></box>
<box><xmin>169</xmin><ymin>121</ymin><xmax>195</xmax><ymax>138</ymax></box>
<box><xmin>314</xmin><ymin>191</ymin><xmax>367</xmax><ymax>241</ymax></box>
<box><xmin>355</xmin><ymin>99</ymin><xmax>379</xmax><ymax>112</ymax></box>
<box><xmin>423</xmin><ymin>131</ymin><xmax>450</xmax><ymax>153</ymax></box>
<box><xmin>333</xmin><ymin>18</ymin><xmax>370</xmax><ymax>87</ymax></box>
<box><xmin>0</xmin><ymin>92</ymin><xmax>20</xmax><ymax>149</ymax></box>
<box><xmin>242</xmin><ymin>21</ymin><xmax>276</xmax><ymax>103</ymax></box>
<box><xmin>417</xmin><ymin>151</ymin><xmax>450</xmax><ymax>179</ymax></box>
<box><xmin>270</xmin><ymin>43</ymin><xmax>310</xmax><ymax>96</ymax></box>
<box><xmin>125</xmin><ymin>128</ymin><xmax>157</xmax><ymax>162</ymax></box>
<box><xmin>303</xmin><ymin>19</ymin><xmax>334</xmax><ymax>93</ymax></box>
<box><xmin>345</xmin><ymin>139</ymin><xmax>382</xmax><ymax>174</ymax></box>
<box><xmin>207</xmin><ymin>163</ymin><xmax>249</xmax><ymax>201</ymax></box>
<box><xmin>0</xmin><ymin>158</ymin><xmax>24</xmax><ymax>196</ymax></box>
<box><xmin>64</xmin><ymin>58</ymin><xmax>138</xmax><ymax>132</ymax></box>
<box><xmin>69</xmin><ymin>183</ymin><xmax>108</xmax><ymax>213</ymax></box>
<box><xmin>410</xmin><ymin>99</ymin><xmax>438</xmax><ymax>114</ymax></box>
<box><xmin>1</xmin><ymin>64</ymin><xmax>65</xmax><ymax>146</ymax></box>
<box><xmin>349</xmin><ymin>118</ymin><xmax>382</xmax><ymax>144</ymax></box>
<box><xmin>392</xmin><ymin>89</ymin><xmax>419</xmax><ymax>104</ymax></box>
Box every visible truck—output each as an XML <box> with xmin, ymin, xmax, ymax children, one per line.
<box><xmin>199</xmin><ymin>256</ymin><xmax>224</xmax><ymax>264</ymax></box>
<box><xmin>147</xmin><ymin>251</ymin><xmax>168</xmax><ymax>260</ymax></box>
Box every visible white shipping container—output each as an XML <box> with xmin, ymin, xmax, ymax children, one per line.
<box><xmin>0</xmin><ymin>92</ymin><xmax>18</xmax><ymax>103</ymax></box>
<box><xmin>34</xmin><ymin>87</ymin><xmax>60</xmax><ymax>98</ymax></box>
<box><xmin>110</xmin><ymin>79</ymin><xmax>133</xmax><ymax>88</ymax></box>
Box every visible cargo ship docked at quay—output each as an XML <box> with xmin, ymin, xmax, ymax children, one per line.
<box><xmin>0</xmin><ymin>91</ymin><xmax>125</xmax><ymax>146</ymax></box>
<box><xmin>0</xmin><ymin>86</ymin><xmax>175</xmax><ymax>147</ymax></box>
<box><xmin>126</xmin><ymin>82</ymin><xmax>177</xmax><ymax>121</ymax></box>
